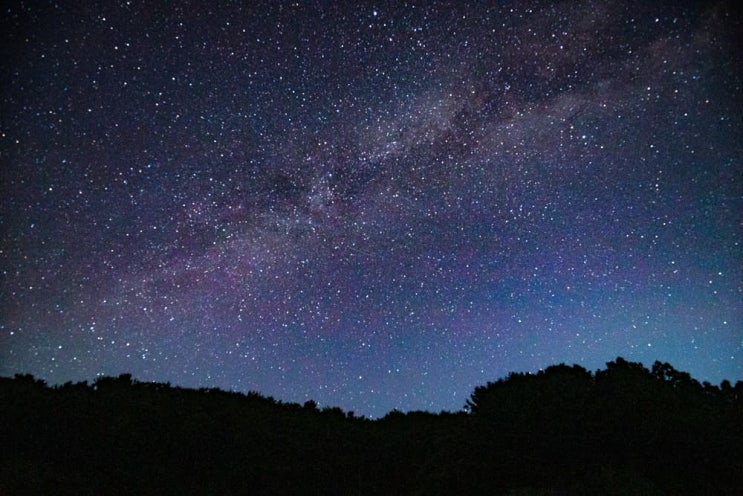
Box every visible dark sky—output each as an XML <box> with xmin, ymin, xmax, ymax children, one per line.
<box><xmin>1</xmin><ymin>0</ymin><xmax>741</xmax><ymax>417</ymax></box>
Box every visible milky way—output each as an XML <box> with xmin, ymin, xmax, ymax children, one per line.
<box><xmin>2</xmin><ymin>1</ymin><xmax>741</xmax><ymax>417</ymax></box>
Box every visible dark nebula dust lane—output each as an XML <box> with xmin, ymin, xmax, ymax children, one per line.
<box><xmin>1</xmin><ymin>0</ymin><xmax>741</xmax><ymax>417</ymax></box>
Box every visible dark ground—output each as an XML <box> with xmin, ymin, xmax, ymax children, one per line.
<box><xmin>2</xmin><ymin>358</ymin><xmax>741</xmax><ymax>495</ymax></box>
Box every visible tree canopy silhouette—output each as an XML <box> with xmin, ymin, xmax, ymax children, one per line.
<box><xmin>1</xmin><ymin>358</ymin><xmax>740</xmax><ymax>495</ymax></box>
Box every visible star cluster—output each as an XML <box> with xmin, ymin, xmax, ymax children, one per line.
<box><xmin>1</xmin><ymin>0</ymin><xmax>741</xmax><ymax>417</ymax></box>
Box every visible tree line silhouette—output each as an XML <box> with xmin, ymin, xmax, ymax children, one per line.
<box><xmin>1</xmin><ymin>357</ymin><xmax>741</xmax><ymax>495</ymax></box>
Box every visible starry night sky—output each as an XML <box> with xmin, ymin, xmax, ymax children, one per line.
<box><xmin>1</xmin><ymin>1</ymin><xmax>741</xmax><ymax>417</ymax></box>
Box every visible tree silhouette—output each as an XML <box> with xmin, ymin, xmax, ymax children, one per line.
<box><xmin>1</xmin><ymin>359</ymin><xmax>741</xmax><ymax>495</ymax></box>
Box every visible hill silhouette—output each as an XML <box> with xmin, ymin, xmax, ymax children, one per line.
<box><xmin>1</xmin><ymin>358</ymin><xmax>741</xmax><ymax>495</ymax></box>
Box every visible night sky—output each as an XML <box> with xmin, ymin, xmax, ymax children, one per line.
<box><xmin>1</xmin><ymin>1</ymin><xmax>741</xmax><ymax>418</ymax></box>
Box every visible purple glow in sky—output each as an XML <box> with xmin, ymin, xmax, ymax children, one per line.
<box><xmin>1</xmin><ymin>0</ymin><xmax>741</xmax><ymax>417</ymax></box>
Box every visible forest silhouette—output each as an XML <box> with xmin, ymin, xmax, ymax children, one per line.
<box><xmin>2</xmin><ymin>357</ymin><xmax>741</xmax><ymax>495</ymax></box>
